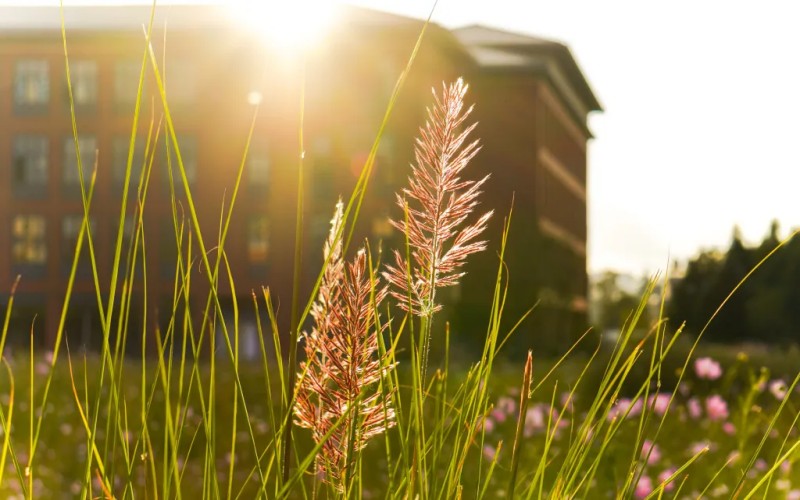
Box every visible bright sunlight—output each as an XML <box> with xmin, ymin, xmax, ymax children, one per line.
<box><xmin>227</xmin><ymin>0</ymin><xmax>337</xmax><ymax>50</ymax></box>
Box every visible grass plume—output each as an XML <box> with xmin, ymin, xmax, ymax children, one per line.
<box><xmin>384</xmin><ymin>78</ymin><xmax>493</xmax><ymax>318</ymax></box>
<box><xmin>294</xmin><ymin>202</ymin><xmax>396</xmax><ymax>492</ymax></box>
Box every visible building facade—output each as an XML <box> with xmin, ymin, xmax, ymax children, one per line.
<box><xmin>451</xmin><ymin>26</ymin><xmax>601</xmax><ymax>354</ymax></box>
<box><xmin>0</xmin><ymin>5</ymin><xmax>599</xmax><ymax>356</ymax></box>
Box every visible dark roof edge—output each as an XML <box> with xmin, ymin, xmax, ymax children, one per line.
<box><xmin>454</xmin><ymin>24</ymin><xmax>602</xmax><ymax>113</ymax></box>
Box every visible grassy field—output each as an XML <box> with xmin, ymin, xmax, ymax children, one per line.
<box><xmin>1</xmin><ymin>346</ymin><xmax>800</xmax><ymax>498</ymax></box>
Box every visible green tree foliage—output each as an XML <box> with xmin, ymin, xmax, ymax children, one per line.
<box><xmin>669</xmin><ymin>220</ymin><xmax>800</xmax><ymax>344</ymax></box>
<box><xmin>590</xmin><ymin>270</ymin><xmax>650</xmax><ymax>334</ymax></box>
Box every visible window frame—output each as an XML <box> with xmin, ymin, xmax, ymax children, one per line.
<box><xmin>11</xmin><ymin>214</ymin><xmax>48</xmax><ymax>278</ymax></box>
<box><xmin>12</xmin><ymin>134</ymin><xmax>49</xmax><ymax>199</ymax></box>
<box><xmin>62</xmin><ymin>134</ymin><xmax>98</xmax><ymax>196</ymax></box>
<box><xmin>14</xmin><ymin>59</ymin><xmax>50</xmax><ymax>115</ymax></box>
<box><xmin>64</xmin><ymin>59</ymin><xmax>98</xmax><ymax>113</ymax></box>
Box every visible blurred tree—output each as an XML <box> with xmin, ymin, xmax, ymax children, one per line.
<box><xmin>702</xmin><ymin>228</ymin><xmax>754</xmax><ymax>342</ymax></box>
<box><xmin>670</xmin><ymin>222</ymin><xmax>800</xmax><ymax>345</ymax></box>
<box><xmin>590</xmin><ymin>271</ymin><xmax>649</xmax><ymax>334</ymax></box>
<box><xmin>669</xmin><ymin>249</ymin><xmax>724</xmax><ymax>335</ymax></box>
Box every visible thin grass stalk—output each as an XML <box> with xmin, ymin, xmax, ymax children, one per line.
<box><xmin>0</xmin><ymin>284</ymin><xmax>22</xmax><ymax>493</ymax></box>
<box><xmin>152</xmin><ymin>297</ymin><xmax>186</xmax><ymax>500</ymax></box>
<box><xmin>282</xmin><ymin>65</ymin><xmax>306</xmax><ymax>484</ymax></box>
<box><xmin>66</xmin><ymin>18</ymin><xmax>154</xmax><ymax>496</ymax></box>
<box><xmin>433</xmin><ymin>321</ymin><xmax>450</xmax><ymax>497</ymax></box>
<box><xmin>278</xmin><ymin>393</ymin><xmax>368</xmax><ymax>498</ymax></box>
<box><xmin>223</xmin><ymin>250</ymin><xmax>241</xmax><ymax>499</ymax></box>
<box><xmin>697</xmin><ymin>448</ymin><xmax>737</xmax><ymax>498</ymax></box>
<box><xmin>559</xmin><ymin>285</ymin><xmax>660</xmax><ymax>495</ymax></box>
<box><xmin>292</xmin><ymin>4</ymin><xmax>436</xmax><ymax>361</ymax></box>
<box><xmin>508</xmin><ymin>350</ymin><xmax>533</xmax><ymax>498</ymax></box>
<box><xmin>27</xmin><ymin>324</ymin><xmax>33</xmax><ymax>497</ymax></box>
<box><xmin>257</xmin><ymin>289</ymin><xmax>285</xmax><ymax>496</ymax></box>
<box><xmin>743</xmin><ymin>437</ymin><xmax>800</xmax><ymax>499</ymax></box>
<box><xmin>0</xmin><ymin>276</ymin><xmax>20</xmax><ymax>361</ymax></box>
<box><xmin>339</xmin><ymin>4</ymin><xmax>438</xmax><ymax>255</ymax></box>
<box><xmin>644</xmin><ymin>447</ymin><xmax>707</xmax><ymax>499</ymax></box>
<box><xmin>570</xmin><ymin>330</ymin><xmax>680</xmax><ymax>496</ymax></box>
<box><xmin>30</xmin><ymin>93</ymin><xmax>102</xmax><ymax>486</ymax></box>
<box><xmin>734</xmin><ymin>370</ymin><xmax>800</xmax><ymax>493</ymax></box>
<box><xmin>0</xmin><ymin>360</ymin><xmax>15</xmax><ymax>487</ymax></box>
<box><xmin>762</xmin><ymin>381</ymin><xmax>800</xmax><ymax>497</ymax></box>
<box><xmin>249</xmin><ymin>291</ymin><xmax>279</xmax><ymax>496</ymax></box>
<box><xmin>63</xmin><ymin>343</ymin><xmax>112</xmax><ymax>497</ymax></box>
<box><xmin>443</xmin><ymin>212</ymin><xmax>511</xmax><ymax>498</ymax></box>
<box><xmin>47</xmin><ymin>6</ymin><xmax>157</xmax><ymax>498</ymax></box>
<box><xmin>146</xmin><ymin>29</ymin><xmax>276</xmax><ymax>496</ymax></box>
<box><xmin>478</xmin><ymin>441</ymin><xmax>503</xmax><ymax>498</ymax></box>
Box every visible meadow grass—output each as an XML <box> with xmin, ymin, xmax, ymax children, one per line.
<box><xmin>1</xmin><ymin>3</ymin><xmax>800</xmax><ymax>499</ymax></box>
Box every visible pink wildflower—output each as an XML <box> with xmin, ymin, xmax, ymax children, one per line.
<box><xmin>524</xmin><ymin>405</ymin><xmax>545</xmax><ymax>437</ymax></box>
<box><xmin>770</xmin><ymin>379</ymin><xmax>788</xmax><ymax>400</ymax></box>
<box><xmin>705</xmin><ymin>395</ymin><xmax>729</xmax><ymax>421</ymax></box>
<box><xmin>722</xmin><ymin>422</ymin><xmax>736</xmax><ymax>435</ymax></box>
<box><xmin>657</xmin><ymin>468</ymin><xmax>677</xmax><ymax>492</ymax></box>
<box><xmin>609</xmin><ymin>398</ymin><xmax>642</xmax><ymax>421</ymax></box>
<box><xmin>641</xmin><ymin>440</ymin><xmax>661</xmax><ymax>465</ymax></box>
<box><xmin>482</xmin><ymin>444</ymin><xmax>498</xmax><ymax>461</ymax></box>
<box><xmin>491</xmin><ymin>408</ymin><xmax>507</xmax><ymax>424</ymax></box>
<box><xmin>497</xmin><ymin>396</ymin><xmax>516</xmax><ymax>416</ymax></box>
<box><xmin>634</xmin><ymin>475</ymin><xmax>653</xmax><ymax>499</ymax></box>
<box><xmin>560</xmin><ymin>392</ymin><xmax>574</xmax><ymax>413</ymax></box>
<box><xmin>482</xmin><ymin>416</ymin><xmax>495</xmax><ymax>434</ymax></box>
<box><xmin>687</xmin><ymin>397</ymin><xmax>702</xmax><ymax>419</ymax></box>
<box><xmin>647</xmin><ymin>393</ymin><xmax>671</xmax><ymax>416</ymax></box>
<box><xmin>787</xmin><ymin>489</ymin><xmax>800</xmax><ymax>500</ymax></box>
<box><xmin>689</xmin><ymin>441</ymin><xmax>711</xmax><ymax>456</ymax></box>
<box><xmin>694</xmin><ymin>357</ymin><xmax>722</xmax><ymax>380</ymax></box>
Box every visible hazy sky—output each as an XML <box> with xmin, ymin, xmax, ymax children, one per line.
<box><xmin>353</xmin><ymin>1</ymin><xmax>800</xmax><ymax>276</ymax></box>
<box><xmin>4</xmin><ymin>1</ymin><xmax>800</xmax><ymax>276</ymax></box>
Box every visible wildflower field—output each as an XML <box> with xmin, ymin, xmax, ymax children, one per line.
<box><xmin>3</xmin><ymin>345</ymin><xmax>800</xmax><ymax>498</ymax></box>
<box><xmin>3</xmin><ymin>5</ymin><xmax>800</xmax><ymax>499</ymax></box>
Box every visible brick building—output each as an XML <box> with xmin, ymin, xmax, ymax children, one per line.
<box><xmin>0</xmin><ymin>5</ymin><xmax>599</xmax><ymax>356</ymax></box>
<box><xmin>452</xmin><ymin>26</ymin><xmax>601</xmax><ymax>353</ymax></box>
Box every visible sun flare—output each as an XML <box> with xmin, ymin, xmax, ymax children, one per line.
<box><xmin>227</xmin><ymin>0</ymin><xmax>337</xmax><ymax>50</ymax></box>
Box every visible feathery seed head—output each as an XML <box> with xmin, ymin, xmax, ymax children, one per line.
<box><xmin>383</xmin><ymin>78</ymin><xmax>492</xmax><ymax>317</ymax></box>
<box><xmin>294</xmin><ymin>202</ymin><xmax>395</xmax><ymax>489</ymax></box>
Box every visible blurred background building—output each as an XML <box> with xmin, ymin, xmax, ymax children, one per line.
<box><xmin>0</xmin><ymin>4</ymin><xmax>599</xmax><ymax>357</ymax></box>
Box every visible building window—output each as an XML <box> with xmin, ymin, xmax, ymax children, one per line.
<box><xmin>165</xmin><ymin>135</ymin><xmax>197</xmax><ymax>186</ymax></box>
<box><xmin>248</xmin><ymin>149</ymin><xmax>270</xmax><ymax>189</ymax></box>
<box><xmin>61</xmin><ymin>215</ymin><xmax>96</xmax><ymax>272</ymax></box>
<box><xmin>247</xmin><ymin>216</ymin><xmax>270</xmax><ymax>264</ymax></box>
<box><xmin>63</xmin><ymin>135</ymin><xmax>98</xmax><ymax>191</ymax></box>
<box><xmin>12</xmin><ymin>215</ymin><xmax>47</xmax><ymax>266</ymax></box>
<box><xmin>14</xmin><ymin>59</ymin><xmax>49</xmax><ymax>113</ymax></box>
<box><xmin>165</xmin><ymin>60</ymin><xmax>196</xmax><ymax>104</ymax></box>
<box><xmin>12</xmin><ymin>135</ymin><xmax>48</xmax><ymax>198</ymax></box>
<box><xmin>66</xmin><ymin>60</ymin><xmax>97</xmax><ymax>110</ymax></box>
<box><xmin>112</xmin><ymin>136</ymin><xmax>146</xmax><ymax>190</ymax></box>
<box><xmin>114</xmin><ymin>60</ymin><xmax>141</xmax><ymax>109</ymax></box>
